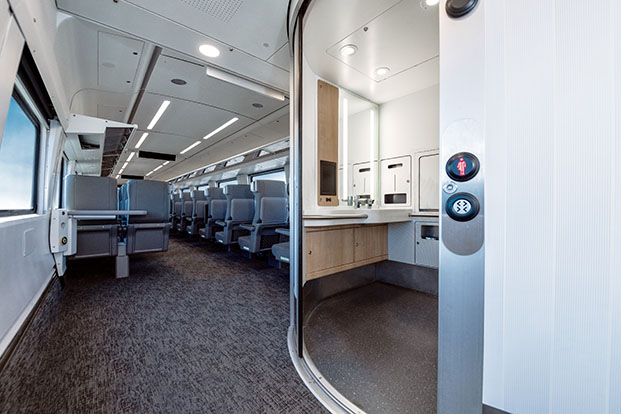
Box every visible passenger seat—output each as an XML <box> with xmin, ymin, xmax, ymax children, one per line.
<box><xmin>124</xmin><ymin>180</ymin><xmax>171</xmax><ymax>254</ymax></box>
<box><xmin>177</xmin><ymin>192</ymin><xmax>192</xmax><ymax>232</ymax></box>
<box><xmin>237</xmin><ymin>180</ymin><xmax>288</xmax><ymax>254</ymax></box>
<box><xmin>64</xmin><ymin>175</ymin><xmax>118</xmax><ymax>259</ymax></box>
<box><xmin>185</xmin><ymin>190</ymin><xmax>206</xmax><ymax>236</ymax></box>
<box><xmin>214</xmin><ymin>184</ymin><xmax>254</xmax><ymax>245</ymax></box>
<box><xmin>200</xmin><ymin>187</ymin><xmax>227</xmax><ymax>241</ymax></box>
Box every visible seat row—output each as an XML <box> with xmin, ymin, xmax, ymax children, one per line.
<box><xmin>169</xmin><ymin>180</ymin><xmax>290</xmax><ymax>264</ymax></box>
<box><xmin>64</xmin><ymin>175</ymin><xmax>170</xmax><ymax>263</ymax></box>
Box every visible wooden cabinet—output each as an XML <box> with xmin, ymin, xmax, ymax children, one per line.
<box><xmin>354</xmin><ymin>225</ymin><xmax>388</xmax><ymax>262</ymax></box>
<box><xmin>305</xmin><ymin>224</ymin><xmax>388</xmax><ymax>280</ymax></box>
<box><xmin>306</xmin><ymin>227</ymin><xmax>354</xmax><ymax>275</ymax></box>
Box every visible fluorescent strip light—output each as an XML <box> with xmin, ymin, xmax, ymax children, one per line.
<box><xmin>146</xmin><ymin>170</ymin><xmax>154</xmax><ymax>176</ymax></box>
<box><xmin>206</xmin><ymin>67</ymin><xmax>286</xmax><ymax>101</ymax></box>
<box><xmin>127</xmin><ymin>152</ymin><xmax>136</xmax><ymax>162</ymax></box>
<box><xmin>342</xmin><ymin>98</ymin><xmax>349</xmax><ymax>200</ymax></box>
<box><xmin>180</xmin><ymin>140</ymin><xmax>202</xmax><ymax>154</ymax></box>
<box><xmin>135</xmin><ymin>133</ymin><xmax>149</xmax><ymax>149</ymax></box>
<box><xmin>153</xmin><ymin>165</ymin><xmax>163</xmax><ymax>172</ymax></box>
<box><xmin>203</xmin><ymin>118</ymin><xmax>239</xmax><ymax>141</ymax></box>
<box><xmin>123</xmin><ymin>161</ymin><xmax>129</xmax><ymax>169</ymax></box>
<box><xmin>163</xmin><ymin>161</ymin><xmax>170</xmax><ymax>165</ymax></box>
<box><xmin>147</xmin><ymin>100</ymin><xmax>170</xmax><ymax>130</ymax></box>
<box><xmin>115</xmin><ymin>175</ymin><xmax>120</xmax><ymax>179</ymax></box>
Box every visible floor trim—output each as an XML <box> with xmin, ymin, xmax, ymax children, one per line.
<box><xmin>0</xmin><ymin>273</ymin><xmax>57</xmax><ymax>374</ymax></box>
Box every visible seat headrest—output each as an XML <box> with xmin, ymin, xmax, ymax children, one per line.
<box><xmin>181</xmin><ymin>192</ymin><xmax>192</xmax><ymax>201</ymax></box>
<box><xmin>223</xmin><ymin>184</ymin><xmax>253</xmax><ymax>199</ymax></box>
<box><xmin>251</xmin><ymin>180</ymin><xmax>287</xmax><ymax>197</ymax></box>
<box><xmin>64</xmin><ymin>175</ymin><xmax>117</xmax><ymax>210</ymax></box>
<box><xmin>205</xmin><ymin>187</ymin><xmax>225</xmax><ymax>199</ymax></box>
<box><xmin>191</xmin><ymin>190</ymin><xmax>206</xmax><ymax>201</ymax></box>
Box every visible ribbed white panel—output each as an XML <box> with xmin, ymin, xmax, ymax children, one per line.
<box><xmin>482</xmin><ymin>0</ymin><xmax>621</xmax><ymax>412</ymax></box>
<box><xmin>549</xmin><ymin>2</ymin><xmax>614</xmax><ymax>413</ymax></box>
<box><xmin>609</xmin><ymin>3</ymin><xmax>621</xmax><ymax>413</ymax></box>
<box><xmin>482</xmin><ymin>0</ymin><xmax>506</xmax><ymax>408</ymax></box>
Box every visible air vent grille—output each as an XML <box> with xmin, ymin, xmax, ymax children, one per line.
<box><xmin>178</xmin><ymin>0</ymin><xmax>244</xmax><ymax>23</ymax></box>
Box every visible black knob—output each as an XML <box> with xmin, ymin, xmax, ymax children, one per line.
<box><xmin>446</xmin><ymin>0</ymin><xmax>479</xmax><ymax>18</ymax></box>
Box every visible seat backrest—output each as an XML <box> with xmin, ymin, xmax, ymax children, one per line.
<box><xmin>65</xmin><ymin>175</ymin><xmax>117</xmax><ymax>211</ymax></box>
<box><xmin>223</xmin><ymin>184</ymin><xmax>253</xmax><ymax>221</ymax></box>
<box><xmin>125</xmin><ymin>180</ymin><xmax>169</xmax><ymax>223</ymax></box>
<box><xmin>250</xmin><ymin>180</ymin><xmax>288</xmax><ymax>225</ymax></box>
<box><xmin>190</xmin><ymin>190</ymin><xmax>206</xmax><ymax>217</ymax></box>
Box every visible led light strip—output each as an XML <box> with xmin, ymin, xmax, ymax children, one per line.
<box><xmin>203</xmin><ymin>117</ymin><xmax>239</xmax><ymax>140</ymax></box>
<box><xmin>135</xmin><ymin>132</ymin><xmax>149</xmax><ymax>149</ymax></box>
<box><xmin>147</xmin><ymin>100</ymin><xmax>170</xmax><ymax>130</ymax></box>
<box><xmin>180</xmin><ymin>140</ymin><xmax>202</xmax><ymax>154</ymax></box>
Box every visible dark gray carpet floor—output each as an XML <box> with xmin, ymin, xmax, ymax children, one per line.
<box><xmin>0</xmin><ymin>237</ymin><xmax>327</xmax><ymax>414</ymax></box>
<box><xmin>304</xmin><ymin>282</ymin><xmax>438</xmax><ymax>414</ymax></box>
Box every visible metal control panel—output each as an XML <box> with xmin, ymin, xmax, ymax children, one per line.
<box><xmin>441</xmin><ymin>120</ymin><xmax>484</xmax><ymax>256</ymax></box>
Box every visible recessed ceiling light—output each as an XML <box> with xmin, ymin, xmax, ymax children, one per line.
<box><xmin>127</xmin><ymin>152</ymin><xmax>136</xmax><ymax>162</ymax></box>
<box><xmin>340</xmin><ymin>44</ymin><xmax>358</xmax><ymax>56</ymax></box>
<box><xmin>146</xmin><ymin>171</ymin><xmax>154</xmax><ymax>176</ymax></box>
<box><xmin>115</xmin><ymin>175</ymin><xmax>120</xmax><ymax>179</ymax></box>
<box><xmin>252</xmin><ymin>103</ymin><xmax>264</xmax><ymax>108</ymax></box>
<box><xmin>171</xmin><ymin>78</ymin><xmax>187</xmax><ymax>85</ymax></box>
<box><xmin>147</xmin><ymin>100</ymin><xmax>170</xmax><ymax>130</ymax></box>
<box><xmin>123</xmin><ymin>161</ymin><xmax>129</xmax><ymax>169</ymax></box>
<box><xmin>135</xmin><ymin>132</ymin><xmax>149</xmax><ymax>149</ymax></box>
<box><xmin>180</xmin><ymin>140</ymin><xmax>202</xmax><ymax>155</ymax></box>
<box><xmin>375</xmin><ymin>67</ymin><xmax>391</xmax><ymax>77</ymax></box>
<box><xmin>153</xmin><ymin>164</ymin><xmax>164</xmax><ymax>172</ymax></box>
<box><xmin>199</xmin><ymin>44</ymin><xmax>220</xmax><ymax>58</ymax></box>
<box><xmin>425</xmin><ymin>0</ymin><xmax>440</xmax><ymax>5</ymax></box>
<box><xmin>163</xmin><ymin>161</ymin><xmax>170</xmax><ymax>166</ymax></box>
<box><xmin>203</xmin><ymin>117</ymin><xmax>239</xmax><ymax>140</ymax></box>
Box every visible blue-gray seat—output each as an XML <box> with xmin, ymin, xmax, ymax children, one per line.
<box><xmin>177</xmin><ymin>192</ymin><xmax>192</xmax><ymax>232</ymax></box>
<box><xmin>214</xmin><ymin>184</ymin><xmax>254</xmax><ymax>245</ymax></box>
<box><xmin>199</xmin><ymin>187</ymin><xmax>226</xmax><ymax>240</ymax></box>
<box><xmin>171</xmin><ymin>193</ymin><xmax>183</xmax><ymax>230</ymax></box>
<box><xmin>124</xmin><ymin>180</ymin><xmax>171</xmax><ymax>254</ymax></box>
<box><xmin>238</xmin><ymin>180</ymin><xmax>289</xmax><ymax>254</ymax></box>
<box><xmin>271</xmin><ymin>242</ymin><xmax>290</xmax><ymax>263</ymax></box>
<box><xmin>64</xmin><ymin>175</ymin><xmax>118</xmax><ymax>259</ymax></box>
<box><xmin>185</xmin><ymin>190</ymin><xmax>206</xmax><ymax>236</ymax></box>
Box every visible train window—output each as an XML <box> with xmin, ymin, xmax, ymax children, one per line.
<box><xmin>0</xmin><ymin>95</ymin><xmax>39</xmax><ymax>214</ymax></box>
<box><xmin>251</xmin><ymin>169</ymin><xmax>286</xmax><ymax>183</ymax></box>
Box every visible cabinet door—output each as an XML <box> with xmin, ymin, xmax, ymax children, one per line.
<box><xmin>354</xmin><ymin>225</ymin><xmax>388</xmax><ymax>262</ymax></box>
<box><xmin>306</xmin><ymin>228</ymin><xmax>354</xmax><ymax>275</ymax></box>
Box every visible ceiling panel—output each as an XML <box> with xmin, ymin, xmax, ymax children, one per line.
<box><xmin>325</xmin><ymin>0</ymin><xmax>438</xmax><ymax>82</ymax></box>
<box><xmin>57</xmin><ymin>0</ymin><xmax>290</xmax><ymax>91</ymax></box>
<box><xmin>98</xmin><ymin>31</ymin><xmax>145</xmax><ymax>92</ymax></box>
<box><xmin>149</xmin><ymin>53</ymin><xmax>288</xmax><ymax>119</ymax></box>
<box><xmin>303</xmin><ymin>0</ymin><xmax>439</xmax><ymax>103</ymax></box>
<box><xmin>132</xmin><ymin>92</ymin><xmax>254</xmax><ymax>141</ymax></box>
<box><xmin>267</xmin><ymin>43</ymin><xmax>290</xmax><ymax>71</ymax></box>
<box><xmin>125</xmin><ymin>0</ymin><xmax>289</xmax><ymax>60</ymax></box>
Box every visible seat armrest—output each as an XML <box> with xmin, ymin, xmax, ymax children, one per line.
<box><xmin>276</xmin><ymin>228</ymin><xmax>290</xmax><ymax>236</ymax></box>
<box><xmin>238</xmin><ymin>223</ymin><xmax>255</xmax><ymax>231</ymax></box>
<box><xmin>215</xmin><ymin>220</ymin><xmax>227</xmax><ymax>227</ymax></box>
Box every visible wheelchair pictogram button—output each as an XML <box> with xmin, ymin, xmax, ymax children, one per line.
<box><xmin>446</xmin><ymin>193</ymin><xmax>480</xmax><ymax>222</ymax></box>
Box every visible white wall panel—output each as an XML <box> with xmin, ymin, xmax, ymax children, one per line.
<box><xmin>609</xmin><ymin>3</ymin><xmax>621</xmax><ymax>413</ymax></box>
<box><xmin>482</xmin><ymin>0</ymin><xmax>621</xmax><ymax>412</ymax></box>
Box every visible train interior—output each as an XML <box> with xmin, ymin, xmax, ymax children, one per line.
<box><xmin>2</xmin><ymin>1</ymin><xmax>621</xmax><ymax>414</ymax></box>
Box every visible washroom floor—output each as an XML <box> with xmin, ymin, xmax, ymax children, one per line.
<box><xmin>304</xmin><ymin>282</ymin><xmax>438</xmax><ymax>414</ymax></box>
